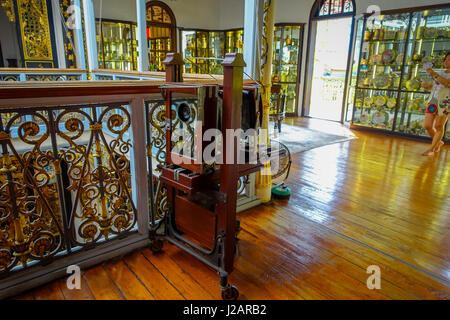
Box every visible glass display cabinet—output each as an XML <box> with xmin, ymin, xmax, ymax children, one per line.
<box><xmin>350</xmin><ymin>5</ymin><xmax>450</xmax><ymax>141</ymax></box>
<box><xmin>271</xmin><ymin>24</ymin><xmax>304</xmax><ymax>115</ymax></box>
<box><xmin>181</xmin><ymin>29</ymin><xmax>241</xmax><ymax>75</ymax></box>
<box><xmin>96</xmin><ymin>19</ymin><xmax>138</xmax><ymax>71</ymax></box>
<box><xmin>225</xmin><ymin>29</ymin><xmax>244</xmax><ymax>54</ymax></box>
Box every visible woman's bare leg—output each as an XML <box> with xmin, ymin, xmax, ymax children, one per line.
<box><xmin>424</xmin><ymin>112</ymin><xmax>436</xmax><ymax>138</ymax></box>
<box><xmin>423</xmin><ymin>115</ymin><xmax>448</xmax><ymax>156</ymax></box>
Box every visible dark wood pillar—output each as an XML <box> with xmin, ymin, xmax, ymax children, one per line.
<box><xmin>218</xmin><ymin>53</ymin><xmax>246</xmax><ymax>273</ymax></box>
<box><xmin>162</xmin><ymin>52</ymin><xmax>184</xmax><ymax>82</ymax></box>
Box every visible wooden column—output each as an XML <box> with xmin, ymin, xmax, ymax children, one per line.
<box><xmin>219</xmin><ymin>53</ymin><xmax>246</xmax><ymax>273</ymax></box>
<box><xmin>256</xmin><ymin>0</ymin><xmax>275</xmax><ymax>203</ymax></box>
<box><xmin>162</xmin><ymin>53</ymin><xmax>184</xmax><ymax>82</ymax></box>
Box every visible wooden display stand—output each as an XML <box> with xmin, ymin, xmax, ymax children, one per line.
<box><xmin>149</xmin><ymin>52</ymin><xmax>263</xmax><ymax>300</ymax></box>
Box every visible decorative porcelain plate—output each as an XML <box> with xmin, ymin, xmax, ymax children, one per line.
<box><xmin>372</xmin><ymin>111</ymin><xmax>388</xmax><ymax>125</ymax></box>
<box><xmin>373</xmin><ymin>73</ymin><xmax>391</xmax><ymax>89</ymax></box>
<box><xmin>405</xmin><ymin>78</ymin><xmax>421</xmax><ymax>91</ymax></box>
<box><xmin>364</xmin><ymin>97</ymin><xmax>373</xmax><ymax>107</ymax></box>
<box><xmin>374</xmin><ymin>95</ymin><xmax>387</xmax><ymax>107</ymax></box>
<box><xmin>382</xmin><ymin>50</ymin><xmax>397</xmax><ymax>64</ymax></box>
<box><xmin>360</xmin><ymin>113</ymin><xmax>370</xmax><ymax>124</ymax></box>
<box><xmin>387</xmin><ymin>97</ymin><xmax>397</xmax><ymax>109</ymax></box>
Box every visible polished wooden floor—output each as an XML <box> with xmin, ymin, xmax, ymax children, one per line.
<box><xmin>14</xmin><ymin>118</ymin><xmax>450</xmax><ymax>300</ymax></box>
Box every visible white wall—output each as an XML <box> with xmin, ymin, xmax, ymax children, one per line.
<box><xmin>94</xmin><ymin>0</ymin><xmax>137</xmax><ymax>22</ymax></box>
<box><xmin>93</xmin><ymin>0</ymin><xmax>245</xmax><ymax>29</ymax></box>
<box><xmin>93</xmin><ymin>0</ymin><xmax>222</xmax><ymax>29</ymax></box>
<box><xmin>219</xmin><ymin>0</ymin><xmax>244</xmax><ymax>30</ymax></box>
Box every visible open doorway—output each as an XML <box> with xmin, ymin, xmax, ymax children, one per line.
<box><xmin>303</xmin><ymin>0</ymin><xmax>355</xmax><ymax>122</ymax></box>
<box><xmin>309</xmin><ymin>17</ymin><xmax>353</xmax><ymax>121</ymax></box>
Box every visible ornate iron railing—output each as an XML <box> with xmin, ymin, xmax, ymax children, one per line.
<box><xmin>0</xmin><ymin>102</ymin><xmax>139</xmax><ymax>276</ymax></box>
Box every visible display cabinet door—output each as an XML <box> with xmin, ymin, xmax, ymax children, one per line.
<box><xmin>346</xmin><ymin>18</ymin><xmax>364</xmax><ymax>122</ymax></box>
<box><xmin>182</xmin><ymin>31</ymin><xmax>196</xmax><ymax>74</ymax></box>
<box><xmin>279</xmin><ymin>26</ymin><xmax>301</xmax><ymax>83</ymax></box>
<box><xmin>271</xmin><ymin>27</ymin><xmax>283</xmax><ymax>82</ymax></box>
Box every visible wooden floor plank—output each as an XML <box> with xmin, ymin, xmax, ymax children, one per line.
<box><xmin>123</xmin><ymin>251</ymin><xmax>184</xmax><ymax>300</ymax></box>
<box><xmin>83</xmin><ymin>265</ymin><xmax>125</xmax><ymax>300</ymax></box>
<box><xmin>58</xmin><ymin>275</ymin><xmax>95</xmax><ymax>300</ymax></box>
<box><xmin>141</xmin><ymin>248</ymin><xmax>214</xmax><ymax>300</ymax></box>
<box><xmin>103</xmin><ymin>260</ymin><xmax>155</xmax><ymax>300</ymax></box>
<box><xmin>32</xmin><ymin>280</ymin><xmax>65</xmax><ymax>300</ymax></box>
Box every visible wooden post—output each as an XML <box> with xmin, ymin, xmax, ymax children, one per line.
<box><xmin>256</xmin><ymin>0</ymin><xmax>275</xmax><ymax>203</ymax></box>
<box><xmin>219</xmin><ymin>53</ymin><xmax>246</xmax><ymax>273</ymax></box>
<box><xmin>162</xmin><ymin>53</ymin><xmax>184</xmax><ymax>82</ymax></box>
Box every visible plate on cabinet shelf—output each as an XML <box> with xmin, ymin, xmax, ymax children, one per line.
<box><xmin>360</xmin><ymin>113</ymin><xmax>370</xmax><ymax>124</ymax></box>
<box><xmin>373</xmin><ymin>73</ymin><xmax>391</xmax><ymax>89</ymax></box>
<box><xmin>364</xmin><ymin>97</ymin><xmax>373</xmax><ymax>107</ymax></box>
<box><xmin>372</xmin><ymin>111</ymin><xmax>388</xmax><ymax>125</ymax></box>
<box><xmin>374</xmin><ymin>95</ymin><xmax>387</xmax><ymax>107</ymax></box>
<box><xmin>387</xmin><ymin>97</ymin><xmax>397</xmax><ymax>109</ymax></box>
<box><xmin>382</xmin><ymin>50</ymin><xmax>397</xmax><ymax>64</ymax></box>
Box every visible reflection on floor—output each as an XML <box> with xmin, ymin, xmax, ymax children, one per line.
<box><xmin>13</xmin><ymin>117</ymin><xmax>450</xmax><ymax>300</ymax></box>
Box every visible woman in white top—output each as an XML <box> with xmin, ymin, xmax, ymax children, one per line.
<box><xmin>421</xmin><ymin>52</ymin><xmax>450</xmax><ymax>156</ymax></box>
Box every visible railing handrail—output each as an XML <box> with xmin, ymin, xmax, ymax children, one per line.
<box><xmin>93</xmin><ymin>68</ymin><xmax>165</xmax><ymax>78</ymax></box>
<box><xmin>0</xmin><ymin>80</ymin><xmax>166</xmax><ymax>100</ymax></box>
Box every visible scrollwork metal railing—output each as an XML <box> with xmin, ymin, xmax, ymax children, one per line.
<box><xmin>0</xmin><ymin>102</ymin><xmax>138</xmax><ymax>276</ymax></box>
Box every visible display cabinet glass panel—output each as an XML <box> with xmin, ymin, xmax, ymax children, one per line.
<box><xmin>357</xmin><ymin>13</ymin><xmax>410</xmax><ymax>92</ymax></box>
<box><xmin>225</xmin><ymin>29</ymin><xmax>244</xmax><ymax>54</ymax></box>
<box><xmin>182</xmin><ymin>31</ymin><xmax>196</xmax><ymax>74</ymax></box>
<box><xmin>209</xmin><ymin>32</ymin><xmax>225</xmax><ymax>74</ymax></box>
<box><xmin>96</xmin><ymin>20</ymin><xmax>138</xmax><ymax>71</ymax></box>
<box><xmin>345</xmin><ymin>18</ymin><xmax>364</xmax><ymax>122</ymax></box>
<box><xmin>181</xmin><ymin>29</ymin><xmax>237</xmax><ymax>75</ymax></box>
<box><xmin>196</xmin><ymin>31</ymin><xmax>209</xmax><ymax>74</ymax></box>
<box><xmin>352</xmin><ymin>88</ymin><xmax>398</xmax><ymax>130</ymax></box>
<box><xmin>395</xmin><ymin>92</ymin><xmax>429</xmax><ymax>137</ymax></box>
<box><xmin>271</xmin><ymin>24</ymin><xmax>304</xmax><ymax>115</ymax></box>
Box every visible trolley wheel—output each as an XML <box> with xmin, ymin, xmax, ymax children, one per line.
<box><xmin>150</xmin><ymin>239</ymin><xmax>164</xmax><ymax>254</ymax></box>
<box><xmin>221</xmin><ymin>285</ymin><xmax>239</xmax><ymax>300</ymax></box>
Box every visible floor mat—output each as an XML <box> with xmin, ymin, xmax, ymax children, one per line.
<box><xmin>269</xmin><ymin>123</ymin><xmax>355</xmax><ymax>155</ymax></box>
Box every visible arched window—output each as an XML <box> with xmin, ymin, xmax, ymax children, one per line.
<box><xmin>146</xmin><ymin>1</ymin><xmax>177</xmax><ymax>71</ymax></box>
<box><xmin>316</xmin><ymin>0</ymin><xmax>354</xmax><ymax>18</ymax></box>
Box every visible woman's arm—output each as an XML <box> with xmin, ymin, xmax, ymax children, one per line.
<box><xmin>427</xmin><ymin>69</ymin><xmax>450</xmax><ymax>87</ymax></box>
